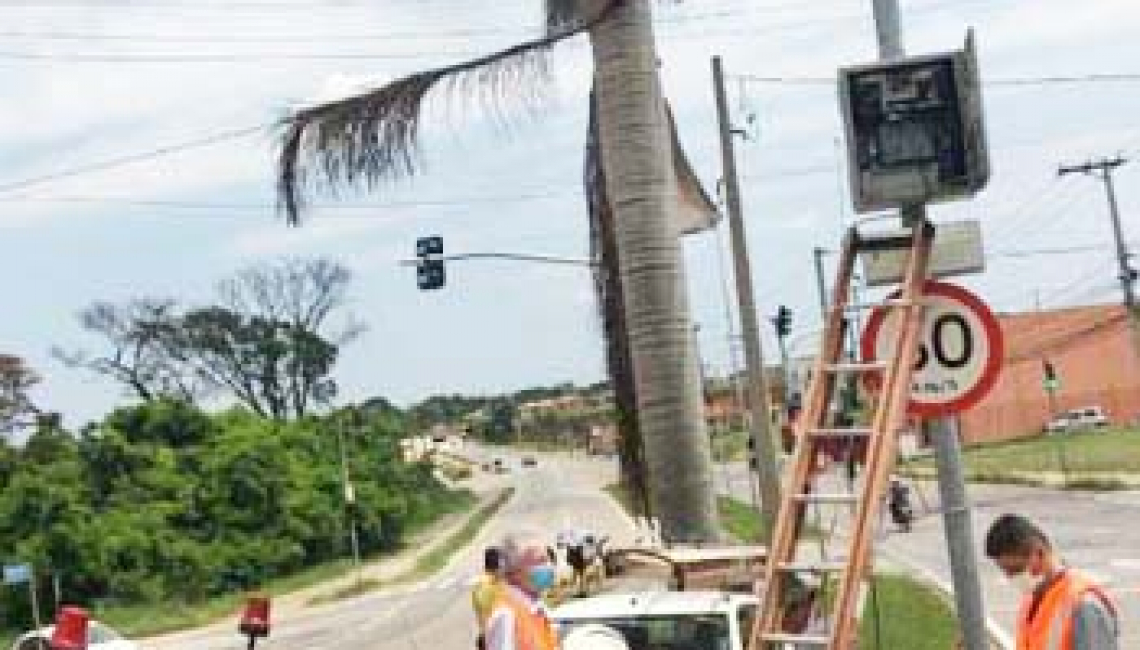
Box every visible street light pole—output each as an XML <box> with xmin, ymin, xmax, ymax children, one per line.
<box><xmin>712</xmin><ymin>55</ymin><xmax>782</xmax><ymax>538</ymax></box>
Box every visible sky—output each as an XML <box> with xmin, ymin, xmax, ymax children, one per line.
<box><xmin>2</xmin><ymin>0</ymin><xmax>1139</xmax><ymax>429</ymax></box>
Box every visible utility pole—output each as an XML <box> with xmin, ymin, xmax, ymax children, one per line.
<box><xmin>712</xmin><ymin>55</ymin><xmax>781</xmax><ymax>538</ymax></box>
<box><xmin>870</xmin><ymin>2</ymin><xmax>989</xmax><ymax>650</ymax></box>
<box><xmin>1058</xmin><ymin>157</ymin><xmax>1140</xmax><ymax>364</ymax></box>
<box><xmin>812</xmin><ymin>247</ymin><xmax>829</xmax><ymax>321</ymax></box>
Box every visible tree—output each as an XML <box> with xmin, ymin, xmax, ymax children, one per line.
<box><xmin>0</xmin><ymin>354</ymin><xmax>41</xmax><ymax>433</ymax></box>
<box><xmin>178</xmin><ymin>307</ymin><xmax>338</xmax><ymax>419</ymax></box>
<box><xmin>218</xmin><ymin>257</ymin><xmax>363</xmax><ymax>347</ymax></box>
<box><xmin>276</xmin><ymin>0</ymin><xmax>720</xmax><ymax>541</ymax></box>
<box><xmin>55</xmin><ymin>298</ymin><xmax>198</xmax><ymax>403</ymax></box>
<box><xmin>61</xmin><ymin>259</ymin><xmax>357</xmax><ymax>419</ymax></box>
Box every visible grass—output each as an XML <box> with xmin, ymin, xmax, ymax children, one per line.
<box><xmin>311</xmin><ymin>486</ymin><xmax>515</xmax><ymax>605</ymax></box>
<box><xmin>711</xmin><ymin>429</ymin><xmax>749</xmax><ymax>463</ymax></box>
<box><xmin>900</xmin><ymin>428</ymin><xmax>1140</xmax><ymax>489</ymax></box>
<box><xmin>10</xmin><ymin>490</ymin><xmax>480</xmax><ymax>641</ymax></box>
<box><xmin>857</xmin><ymin>573</ymin><xmax>958</xmax><ymax>650</ymax></box>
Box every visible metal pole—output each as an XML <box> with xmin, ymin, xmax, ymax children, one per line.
<box><xmin>869</xmin><ymin>2</ymin><xmax>988</xmax><ymax>646</ymax></box>
<box><xmin>29</xmin><ymin>567</ymin><xmax>41</xmax><ymax>629</ymax></box>
<box><xmin>337</xmin><ymin>419</ymin><xmax>362</xmax><ymax>572</ymax></box>
<box><xmin>930</xmin><ymin>417</ymin><xmax>990</xmax><ymax>650</ymax></box>
<box><xmin>813</xmin><ymin>247</ymin><xmax>829</xmax><ymax>322</ymax></box>
<box><xmin>712</xmin><ymin>55</ymin><xmax>781</xmax><ymax>538</ymax></box>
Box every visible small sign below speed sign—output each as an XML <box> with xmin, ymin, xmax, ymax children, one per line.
<box><xmin>861</xmin><ymin>280</ymin><xmax>1003</xmax><ymax>417</ymax></box>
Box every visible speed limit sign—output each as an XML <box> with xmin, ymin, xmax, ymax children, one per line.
<box><xmin>861</xmin><ymin>280</ymin><xmax>1003</xmax><ymax>417</ymax></box>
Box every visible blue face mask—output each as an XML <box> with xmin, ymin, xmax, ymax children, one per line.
<box><xmin>528</xmin><ymin>564</ymin><xmax>556</xmax><ymax>591</ymax></box>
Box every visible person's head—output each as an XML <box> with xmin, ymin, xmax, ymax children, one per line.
<box><xmin>484</xmin><ymin>546</ymin><xmax>503</xmax><ymax>575</ymax></box>
<box><xmin>500</xmin><ymin>530</ymin><xmax>557</xmax><ymax>596</ymax></box>
<box><xmin>985</xmin><ymin>514</ymin><xmax>1058</xmax><ymax>594</ymax></box>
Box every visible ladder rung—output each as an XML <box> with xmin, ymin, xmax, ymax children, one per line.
<box><xmin>825</xmin><ymin>362</ymin><xmax>885</xmax><ymax>374</ymax></box>
<box><xmin>793</xmin><ymin>492</ymin><xmax>859</xmax><ymax>504</ymax></box>
<box><xmin>855</xmin><ymin>231</ymin><xmax>914</xmax><ymax>252</ymax></box>
<box><xmin>842</xmin><ymin>298</ymin><xmax>918</xmax><ymax>313</ymax></box>
<box><xmin>809</xmin><ymin>427</ymin><xmax>872</xmax><ymax>438</ymax></box>
<box><xmin>779</xmin><ymin>560</ymin><xmax>847</xmax><ymax>573</ymax></box>
<box><xmin>761</xmin><ymin>633</ymin><xmax>830</xmax><ymax>645</ymax></box>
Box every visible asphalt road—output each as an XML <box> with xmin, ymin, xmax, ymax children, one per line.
<box><xmin>145</xmin><ymin>452</ymin><xmax>634</xmax><ymax>650</ymax></box>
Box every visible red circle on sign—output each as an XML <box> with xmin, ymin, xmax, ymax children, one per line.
<box><xmin>860</xmin><ymin>280</ymin><xmax>1003</xmax><ymax>417</ymax></box>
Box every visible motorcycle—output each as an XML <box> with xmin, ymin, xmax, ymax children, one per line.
<box><xmin>888</xmin><ymin>477</ymin><xmax>915</xmax><ymax>532</ymax></box>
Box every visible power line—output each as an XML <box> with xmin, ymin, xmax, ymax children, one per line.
<box><xmin>0</xmin><ymin>50</ymin><xmax>486</xmax><ymax>62</ymax></box>
<box><xmin>0</xmin><ymin>124</ymin><xmax>267</xmax><ymax>195</ymax></box>
<box><xmin>735</xmin><ymin>72</ymin><xmax>1140</xmax><ymax>87</ymax></box>
<box><xmin>0</xmin><ymin>191</ymin><xmax>578</xmax><ymax>213</ymax></box>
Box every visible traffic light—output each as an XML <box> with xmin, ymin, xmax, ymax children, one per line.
<box><xmin>773</xmin><ymin>305</ymin><xmax>792</xmax><ymax>338</ymax></box>
<box><xmin>415</xmin><ymin>236</ymin><xmax>445</xmax><ymax>290</ymax></box>
<box><xmin>839</xmin><ymin>31</ymin><xmax>989</xmax><ymax>213</ymax></box>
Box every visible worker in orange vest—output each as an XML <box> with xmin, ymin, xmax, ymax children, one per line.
<box><xmin>984</xmin><ymin>514</ymin><xmax>1118</xmax><ymax>650</ymax></box>
<box><xmin>484</xmin><ymin>532</ymin><xmax>560</xmax><ymax>650</ymax></box>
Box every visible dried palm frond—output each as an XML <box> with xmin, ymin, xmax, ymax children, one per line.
<box><xmin>279</xmin><ymin>1</ymin><xmax>620</xmax><ymax>224</ymax></box>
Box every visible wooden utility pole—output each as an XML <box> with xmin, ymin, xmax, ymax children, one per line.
<box><xmin>712</xmin><ymin>55</ymin><xmax>781</xmax><ymax>538</ymax></box>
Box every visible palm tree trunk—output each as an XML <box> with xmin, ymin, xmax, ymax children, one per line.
<box><xmin>587</xmin><ymin>88</ymin><xmax>652</xmax><ymax>520</ymax></box>
<box><xmin>587</xmin><ymin>0</ymin><xmax>720</xmax><ymax>543</ymax></box>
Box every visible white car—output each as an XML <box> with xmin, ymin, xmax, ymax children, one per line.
<box><xmin>10</xmin><ymin>622</ymin><xmax>138</xmax><ymax>650</ymax></box>
<box><xmin>553</xmin><ymin>590</ymin><xmax>759</xmax><ymax>650</ymax></box>
<box><xmin>1045</xmin><ymin>406</ymin><xmax>1109</xmax><ymax>433</ymax></box>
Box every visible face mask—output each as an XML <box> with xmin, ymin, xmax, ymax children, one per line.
<box><xmin>1008</xmin><ymin>569</ymin><xmax>1045</xmax><ymax>595</ymax></box>
<box><xmin>528</xmin><ymin>564</ymin><xmax>556</xmax><ymax>591</ymax></box>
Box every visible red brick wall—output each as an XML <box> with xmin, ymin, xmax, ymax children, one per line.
<box><xmin>958</xmin><ymin>304</ymin><xmax>1140</xmax><ymax>444</ymax></box>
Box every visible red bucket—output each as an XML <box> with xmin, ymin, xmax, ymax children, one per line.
<box><xmin>50</xmin><ymin>606</ymin><xmax>89</xmax><ymax>650</ymax></box>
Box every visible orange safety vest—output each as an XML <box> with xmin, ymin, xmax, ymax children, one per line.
<box><xmin>1016</xmin><ymin>570</ymin><xmax>1117</xmax><ymax>650</ymax></box>
<box><xmin>493</xmin><ymin>588</ymin><xmax>559</xmax><ymax>650</ymax></box>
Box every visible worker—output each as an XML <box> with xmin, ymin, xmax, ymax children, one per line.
<box><xmin>472</xmin><ymin>547</ymin><xmax>504</xmax><ymax>650</ymax></box>
<box><xmin>485</xmin><ymin>531</ymin><xmax>560</xmax><ymax>650</ymax></box>
<box><xmin>984</xmin><ymin>514</ymin><xmax>1118</xmax><ymax>650</ymax></box>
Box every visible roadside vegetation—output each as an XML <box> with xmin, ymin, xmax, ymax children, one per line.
<box><xmin>900</xmin><ymin>428</ymin><xmax>1140</xmax><ymax>489</ymax></box>
<box><xmin>0</xmin><ymin>400</ymin><xmax>471</xmax><ymax>639</ymax></box>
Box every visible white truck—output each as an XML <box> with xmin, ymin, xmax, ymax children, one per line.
<box><xmin>554</xmin><ymin>590</ymin><xmax>759</xmax><ymax>650</ymax></box>
<box><xmin>552</xmin><ymin>546</ymin><xmax>785</xmax><ymax>650</ymax></box>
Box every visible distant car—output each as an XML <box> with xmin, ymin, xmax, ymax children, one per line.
<box><xmin>1045</xmin><ymin>406</ymin><xmax>1109</xmax><ymax>433</ymax></box>
<box><xmin>493</xmin><ymin>458</ymin><xmax>509</xmax><ymax>473</ymax></box>
<box><xmin>11</xmin><ymin>621</ymin><xmax>138</xmax><ymax>650</ymax></box>
<box><xmin>522</xmin><ymin>456</ymin><xmax>538</xmax><ymax>468</ymax></box>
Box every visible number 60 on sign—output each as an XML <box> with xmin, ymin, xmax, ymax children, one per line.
<box><xmin>860</xmin><ymin>280</ymin><xmax>1004</xmax><ymax>417</ymax></box>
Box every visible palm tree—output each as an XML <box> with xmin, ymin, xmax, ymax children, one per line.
<box><xmin>278</xmin><ymin>0</ymin><xmax>722</xmax><ymax>542</ymax></box>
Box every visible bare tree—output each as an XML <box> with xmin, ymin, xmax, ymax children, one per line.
<box><xmin>216</xmin><ymin>258</ymin><xmax>362</xmax><ymax>417</ymax></box>
<box><xmin>55</xmin><ymin>298</ymin><xmax>199</xmax><ymax>402</ymax></box>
